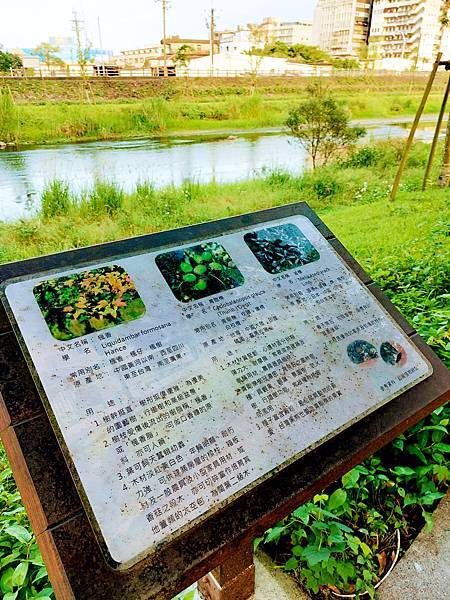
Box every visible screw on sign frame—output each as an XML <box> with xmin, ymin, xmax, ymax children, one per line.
<box><xmin>0</xmin><ymin>202</ymin><xmax>448</xmax><ymax>600</ymax></box>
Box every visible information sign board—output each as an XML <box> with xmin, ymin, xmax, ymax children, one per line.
<box><xmin>1</xmin><ymin>213</ymin><xmax>432</xmax><ymax>569</ymax></box>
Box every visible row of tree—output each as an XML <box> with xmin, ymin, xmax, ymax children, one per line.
<box><xmin>249</xmin><ymin>41</ymin><xmax>360</xmax><ymax>70</ymax></box>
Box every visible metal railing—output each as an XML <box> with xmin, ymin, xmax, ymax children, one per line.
<box><xmin>0</xmin><ymin>66</ymin><xmax>439</xmax><ymax>79</ymax></box>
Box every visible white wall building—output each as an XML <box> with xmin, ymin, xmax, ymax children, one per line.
<box><xmin>312</xmin><ymin>0</ymin><xmax>372</xmax><ymax>57</ymax></box>
<box><xmin>178</xmin><ymin>53</ymin><xmax>332</xmax><ymax>77</ymax></box>
<box><xmin>368</xmin><ymin>0</ymin><xmax>449</xmax><ymax>71</ymax></box>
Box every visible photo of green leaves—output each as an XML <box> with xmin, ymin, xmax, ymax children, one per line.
<box><xmin>155</xmin><ymin>242</ymin><xmax>244</xmax><ymax>303</ymax></box>
<box><xmin>33</xmin><ymin>265</ymin><xmax>146</xmax><ymax>341</ymax></box>
<box><xmin>244</xmin><ymin>223</ymin><xmax>320</xmax><ymax>274</ymax></box>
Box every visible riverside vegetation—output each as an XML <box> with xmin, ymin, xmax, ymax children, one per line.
<box><xmin>0</xmin><ymin>140</ymin><xmax>449</xmax><ymax>599</ymax></box>
<box><xmin>0</xmin><ymin>73</ymin><xmax>447</xmax><ymax>145</ymax></box>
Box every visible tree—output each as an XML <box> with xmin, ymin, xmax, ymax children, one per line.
<box><xmin>286</xmin><ymin>84</ymin><xmax>365</xmax><ymax>169</ymax></box>
<box><xmin>0</xmin><ymin>50</ymin><xmax>22</xmax><ymax>73</ymax></box>
<box><xmin>245</xmin><ymin>24</ymin><xmax>271</xmax><ymax>93</ymax></box>
<box><xmin>249</xmin><ymin>42</ymin><xmax>332</xmax><ymax>64</ymax></box>
<box><xmin>72</xmin><ymin>11</ymin><xmax>92</xmax><ymax>78</ymax></box>
<box><xmin>173</xmin><ymin>44</ymin><xmax>194</xmax><ymax>69</ymax></box>
<box><xmin>32</xmin><ymin>43</ymin><xmax>64</xmax><ymax>69</ymax></box>
<box><xmin>332</xmin><ymin>58</ymin><xmax>360</xmax><ymax>70</ymax></box>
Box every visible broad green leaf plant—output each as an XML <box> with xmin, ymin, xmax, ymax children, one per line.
<box><xmin>0</xmin><ymin>447</ymin><xmax>53</xmax><ymax>600</ymax></box>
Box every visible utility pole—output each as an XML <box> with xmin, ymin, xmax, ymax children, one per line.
<box><xmin>155</xmin><ymin>0</ymin><xmax>169</xmax><ymax>75</ymax></box>
<box><xmin>209</xmin><ymin>8</ymin><xmax>216</xmax><ymax>75</ymax></box>
<box><xmin>71</xmin><ymin>11</ymin><xmax>85</xmax><ymax>76</ymax></box>
<box><xmin>97</xmin><ymin>16</ymin><xmax>103</xmax><ymax>50</ymax></box>
<box><xmin>71</xmin><ymin>10</ymin><xmax>91</xmax><ymax>101</ymax></box>
<box><xmin>97</xmin><ymin>16</ymin><xmax>105</xmax><ymax>76</ymax></box>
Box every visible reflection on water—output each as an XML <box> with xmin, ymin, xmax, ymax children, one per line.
<box><xmin>0</xmin><ymin>123</ymin><xmax>443</xmax><ymax>221</ymax></box>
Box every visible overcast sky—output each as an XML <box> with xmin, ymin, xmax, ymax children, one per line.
<box><xmin>1</xmin><ymin>1</ymin><xmax>316</xmax><ymax>53</ymax></box>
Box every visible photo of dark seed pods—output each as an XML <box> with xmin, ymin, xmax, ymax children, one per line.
<box><xmin>244</xmin><ymin>223</ymin><xmax>320</xmax><ymax>274</ymax></box>
<box><xmin>380</xmin><ymin>342</ymin><xmax>403</xmax><ymax>365</ymax></box>
<box><xmin>347</xmin><ymin>340</ymin><xmax>379</xmax><ymax>365</ymax></box>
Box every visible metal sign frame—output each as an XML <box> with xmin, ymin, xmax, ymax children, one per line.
<box><xmin>0</xmin><ymin>202</ymin><xmax>449</xmax><ymax>600</ymax></box>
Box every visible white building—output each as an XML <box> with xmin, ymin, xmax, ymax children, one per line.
<box><xmin>368</xmin><ymin>0</ymin><xmax>450</xmax><ymax>71</ymax></box>
<box><xmin>178</xmin><ymin>53</ymin><xmax>332</xmax><ymax>77</ymax></box>
<box><xmin>219</xmin><ymin>28</ymin><xmax>255</xmax><ymax>54</ymax></box>
<box><xmin>219</xmin><ymin>17</ymin><xmax>313</xmax><ymax>54</ymax></box>
<box><xmin>277</xmin><ymin>21</ymin><xmax>313</xmax><ymax>46</ymax></box>
<box><xmin>112</xmin><ymin>46</ymin><xmax>163</xmax><ymax>69</ymax></box>
<box><xmin>312</xmin><ymin>0</ymin><xmax>372</xmax><ymax>57</ymax></box>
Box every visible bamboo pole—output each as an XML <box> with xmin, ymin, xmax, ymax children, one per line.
<box><xmin>422</xmin><ymin>73</ymin><xmax>450</xmax><ymax>190</ymax></box>
<box><xmin>390</xmin><ymin>52</ymin><xmax>442</xmax><ymax>201</ymax></box>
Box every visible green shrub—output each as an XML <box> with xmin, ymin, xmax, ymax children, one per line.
<box><xmin>309</xmin><ymin>172</ymin><xmax>342</xmax><ymax>200</ymax></box>
<box><xmin>0</xmin><ymin>444</ymin><xmax>54</xmax><ymax>600</ymax></box>
<box><xmin>342</xmin><ymin>146</ymin><xmax>382</xmax><ymax>168</ymax></box>
<box><xmin>262</xmin><ymin>405</ymin><xmax>449</xmax><ymax>598</ymax></box>
<box><xmin>40</xmin><ymin>180</ymin><xmax>72</xmax><ymax>219</ymax></box>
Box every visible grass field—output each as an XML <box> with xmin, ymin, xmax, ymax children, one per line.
<box><xmin>1</xmin><ymin>73</ymin><xmax>447</xmax><ymax>145</ymax></box>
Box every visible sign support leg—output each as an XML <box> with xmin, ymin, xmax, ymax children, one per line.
<box><xmin>197</xmin><ymin>542</ymin><xmax>255</xmax><ymax>600</ymax></box>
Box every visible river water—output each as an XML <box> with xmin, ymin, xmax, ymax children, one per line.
<box><xmin>0</xmin><ymin>121</ymin><xmax>442</xmax><ymax>221</ymax></box>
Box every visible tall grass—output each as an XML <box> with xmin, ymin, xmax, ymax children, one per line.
<box><xmin>0</xmin><ymin>87</ymin><xmax>19</xmax><ymax>144</ymax></box>
<box><xmin>41</xmin><ymin>180</ymin><xmax>72</xmax><ymax>219</ymax></box>
<box><xmin>133</xmin><ymin>98</ymin><xmax>173</xmax><ymax>132</ymax></box>
<box><xmin>12</xmin><ymin>88</ymin><xmax>445</xmax><ymax>145</ymax></box>
<box><xmin>86</xmin><ymin>181</ymin><xmax>125</xmax><ymax>215</ymax></box>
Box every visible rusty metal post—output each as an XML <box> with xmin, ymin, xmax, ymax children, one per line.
<box><xmin>390</xmin><ymin>52</ymin><xmax>442</xmax><ymax>201</ymax></box>
<box><xmin>422</xmin><ymin>73</ymin><xmax>450</xmax><ymax>190</ymax></box>
<box><xmin>197</xmin><ymin>543</ymin><xmax>255</xmax><ymax>600</ymax></box>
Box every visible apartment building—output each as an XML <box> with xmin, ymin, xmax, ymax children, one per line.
<box><xmin>164</xmin><ymin>36</ymin><xmax>213</xmax><ymax>56</ymax></box>
<box><xmin>113</xmin><ymin>46</ymin><xmax>163</xmax><ymax>68</ymax></box>
<box><xmin>258</xmin><ymin>17</ymin><xmax>313</xmax><ymax>45</ymax></box>
<box><xmin>368</xmin><ymin>0</ymin><xmax>449</xmax><ymax>70</ymax></box>
<box><xmin>219</xmin><ymin>28</ymin><xmax>255</xmax><ymax>54</ymax></box>
<box><xmin>277</xmin><ymin>21</ymin><xmax>313</xmax><ymax>45</ymax></box>
<box><xmin>219</xmin><ymin>17</ymin><xmax>313</xmax><ymax>54</ymax></box>
<box><xmin>312</xmin><ymin>0</ymin><xmax>372</xmax><ymax>57</ymax></box>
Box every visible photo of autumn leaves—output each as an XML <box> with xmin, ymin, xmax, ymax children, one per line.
<box><xmin>33</xmin><ymin>265</ymin><xmax>146</xmax><ymax>341</ymax></box>
<box><xmin>34</xmin><ymin>224</ymin><xmax>320</xmax><ymax>340</ymax></box>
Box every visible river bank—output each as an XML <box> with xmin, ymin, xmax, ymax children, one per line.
<box><xmin>1</xmin><ymin>140</ymin><xmax>448</xmax><ymax>264</ymax></box>
<box><xmin>1</xmin><ymin>73</ymin><xmax>447</xmax><ymax>146</ymax></box>
<box><xmin>0</xmin><ymin>123</ymin><xmax>445</xmax><ymax>221</ymax></box>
